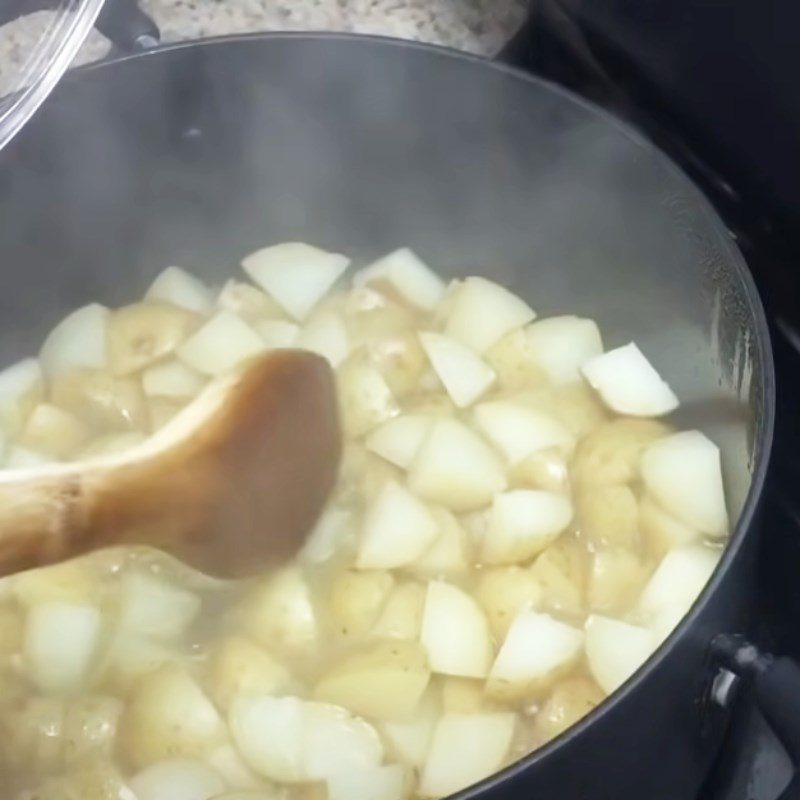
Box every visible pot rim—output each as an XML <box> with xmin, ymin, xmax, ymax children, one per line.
<box><xmin>64</xmin><ymin>31</ymin><xmax>777</xmax><ymax>796</ymax></box>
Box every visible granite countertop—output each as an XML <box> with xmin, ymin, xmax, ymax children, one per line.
<box><xmin>0</xmin><ymin>0</ymin><xmax>527</xmax><ymax>88</ymax></box>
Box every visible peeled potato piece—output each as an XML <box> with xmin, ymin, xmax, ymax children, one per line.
<box><xmin>411</xmin><ymin>507</ymin><xmax>472</xmax><ymax>578</ymax></box>
<box><xmin>485</xmin><ymin>328</ymin><xmax>548</xmax><ymax>391</ymax></box>
<box><xmin>408</xmin><ymin>418</ymin><xmax>507</xmax><ymax>512</ymax></box>
<box><xmin>242</xmin><ymin>242</ymin><xmax>350</xmax><ymax>321</ymax></box>
<box><xmin>473</xmin><ymin>401</ymin><xmax>574</xmax><ymax>465</ymax></box>
<box><xmin>576</xmin><ymin>484</ymin><xmax>639</xmax><ymax>549</ymax></box>
<box><xmin>337</xmin><ymin>355</ymin><xmax>400</xmax><ymax>437</ymax></box>
<box><xmin>639</xmin><ymin>494</ymin><xmax>701</xmax><ymax>557</ymax></box>
<box><xmin>531</xmin><ymin>536</ymin><xmax>589</xmax><ymax>618</ymax></box>
<box><xmin>527</xmin><ymin>315</ymin><xmax>604</xmax><ymax>385</ymax></box>
<box><xmin>486</xmin><ymin>611</ymin><xmax>584</xmax><ymax>701</ymax></box>
<box><xmin>40</xmin><ymin>303</ymin><xmax>109</xmax><ymax>377</ymax></box>
<box><xmin>371</xmin><ymin>581</ymin><xmax>427</xmax><ymax>641</ymax></box>
<box><xmin>418</xmin><ymin>332</ymin><xmax>496</xmax><ymax>408</ymax></box>
<box><xmin>444</xmin><ymin>276</ymin><xmax>536</xmax><ymax>354</ymax></box>
<box><xmin>116</xmin><ymin>571</ymin><xmax>200</xmax><ymax>641</ymax></box>
<box><xmin>640</xmin><ymin>430</ymin><xmax>728</xmax><ymax>536</ymax></box>
<box><xmin>366</xmin><ymin>414</ymin><xmax>433</xmax><ymax>470</ymax></box>
<box><xmin>121</xmin><ymin>663</ymin><xmax>226</xmax><ymax>768</ymax></box>
<box><xmin>0</xmin><ymin>358</ymin><xmax>43</xmax><ymax>436</ymax></box>
<box><xmin>588</xmin><ymin>548</ymin><xmax>648</xmax><ymax>613</ymax></box>
<box><xmin>142</xmin><ymin>359</ymin><xmax>206</xmax><ymax>401</ymax></box>
<box><xmin>18</xmin><ymin>403</ymin><xmax>88</xmax><ymax>459</ymax></box>
<box><xmin>0</xmin><ymin>352</ymin><xmax>340</xmax><ymax>580</ymax></box>
<box><xmin>482</xmin><ymin>490</ymin><xmax>573</xmax><ymax>565</ymax></box>
<box><xmin>380</xmin><ymin>686</ymin><xmax>440</xmax><ymax>768</ymax></box>
<box><xmin>296</xmin><ymin>311</ymin><xmax>350</xmax><ymax>368</ymax></box>
<box><xmin>421</xmin><ymin>581</ymin><xmax>494</xmax><ymax>679</ymax></box>
<box><xmin>217</xmin><ymin>279</ymin><xmax>286</xmax><ymax>323</ymax></box>
<box><xmin>177</xmin><ymin>311</ymin><xmax>266</xmax><ymax>377</ymax></box>
<box><xmin>326</xmin><ymin>763</ymin><xmax>407</xmax><ymax>800</ymax></box>
<box><xmin>107</xmin><ymin>302</ymin><xmax>201</xmax><ymax>376</ymax></box>
<box><xmin>313</xmin><ymin>640</ymin><xmax>431</xmax><ymax>722</ymax></box>
<box><xmin>585</xmin><ymin>615</ymin><xmax>656</xmax><ymax>694</ymax></box>
<box><xmin>256</xmin><ymin>319</ymin><xmax>301</xmax><ymax>349</ymax></box>
<box><xmin>581</xmin><ymin>342</ymin><xmax>678</xmax><ymax>417</ymax></box>
<box><xmin>357</xmin><ymin>481</ymin><xmax>439</xmax><ymax>570</ymax></box>
<box><xmin>129</xmin><ymin>758</ymin><xmax>226</xmax><ymax>800</ymax></box>
<box><xmin>355</xmin><ymin>248</ymin><xmax>446</xmax><ymax>311</ymax></box>
<box><xmin>330</xmin><ymin>569</ymin><xmax>395</xmax><ymax>637</ymax></box>
<box><xmin>146</xmin><ymin>266</ymin><xmax>214</xmax><ymax>314</ymax></box>
<box><xmin>419</xmin><ymin>713</ymin><xmax>515</xmax><ymax>798</ymax></box>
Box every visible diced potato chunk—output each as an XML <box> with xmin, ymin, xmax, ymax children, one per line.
<box><xmin>508</xmin><ymin>447</ymin><xmax>570</xmax><ymax>493</ymax></box>
<box><xmin>582</xmin><ymin>342</ymin><xmax>678</xmax><ymax>417</ymax></box>
<box><xmin>146</xmin><ymin>266</ymin><xmax>214</xmax><ymax>313</ymax></box>
<box><xmin>482</xmin><ymin>490</ymin><xmax>573</xmax><ymax>565</ymax></box>
<box><xmin>50</xmin><ymin>368</ymin><xmax>148</xmax><ymax>432</ymax></box>
<box><xmin>641</xmin><ymin>430</ymin><xmax>728</xmax><ymax>536</ymax></box>
<box><xmin>444</xmin><ymin>277</ymin><xmax>536</xmax><ymax>354</ymax></box>
<box><xmin>534</xmin><ymin>677</ymin><xmax>604</xmax><ymax>743</ymax></box>
<box><xmin>419</xmin><ymin>713</ymin><xmax>515</xmax><ymax>798</ymax></box>
<box><xmin>371</xmin><ymin>581</ymin><xmax>427</xmax><ymax>640</ymax></box>
<box><xmin>421</xmin><ymin>582</ymin><xmax>493</xmax><ymax>678</ymax></box>
<box><xmin>576</xmin><ymin>484</ymin><xmax>639</xmax><ymax>549</ymax></box>
<box><xmin>330</xmin><ymin>569</ymin><xmax>395</xmax><ymax>637</ymax></box>
<box><xmin>585</xmin><ymin>615</ymin><xmax>656</xmax><ymax>694</ymax></box>
<box><xmin>326</xmin><ymin>764</ymin><xmax>407</xmax><ymax>800</ymax></box>
<box><xmin>570</xmin><ymin>418</ymin><xmax>670</xmax><ymax>487</ymax></box>
<box><xmin>409</xmin><ymin>419</ymin><xmax>507</xmax><ymax>512</ymax></box>
<box><xmin>418</xmin><ymin>332</ymin><xmax>496</xmax><ymax>408</ymax></box>
<box><xmin>23</xmin><ymin>601</ymin><xmax>102</xmax><ymax>693</ymax></box>
<box><xmin>236</xmin><ymin>567</ymin><xmax>318</xmax><ymax>657</ymax></box>
<box><xmin>355</xmin><ymin>248</ymin><xmax>446</xmax><ymax>311</ymax></box>
<box><xmin>639</xmin><ymin>494</ymin><xmax>700</xmax><ymax>557</ymax></box>
<box><xmin>217</xmin><ymin>279</ymin><xmax>286</xmax><ymax>323</ymax></box>
<box><xmin>208</xmin><ymin>636</ymin><xmax>293</xmax><ymax>711</ymax></box>
<box><xmin>484</xmin><ymin>328</ymin><xmax>548</xmax><ymax>391</ymax></box>
<box><xmin>40</xmin><ymin>303</ymin><xmax>110</xmax><ymax>377</ymax></box>
<box><xmin>2</xmin><ymin>696</ymin><xmax>66</xmax><ymax>775</ymax></box>
<box><xmin>129</xmin><ymin>757</ymin><xmax>226</xmax><ymax>800</ymax></box>
<box><xmin>473</xmin><ymin>401</ymin><xmax>574</xmax><ymax>465</ymax></box>
<box><xmin>242</xmin><ymin>242</ymin><xmax>350</xmax><ymax>321</ymax></box>
<box><xmin>296</xmin><ymin>311</ymin><xmax>350</xmax><ymax>367</ymax></box>
<box><xmin>587</xmin><ymin>549</ymin><xmax>648</xmax><ymax>613</ymax></box>
<box><xmin>475</xmin><ymin>566</ymin><xmax>543</xmax><ymax>640</ymax></box>
<box><xmin>337</xmin><ymin>355</ymin><xmax>400</xmax><ymax>437</ymax></box>
<box><xmin>486</xmin><ymin>612</ymin><xmax>583</xmax><ymax>701</ymax></box>
<box><xmin>0</xmin><ymin>358</ymin><xmax>43</xmax><ymax>436</ymax></box>
<box><xmin>411</xmin><ymin>508</ymin><xmax>472</xmax><ymax>578</ymax></box>
<box><xmin>441</xmin><ymin>677</ymin><xmax>502</xmax><ymax>714</ymax></box>
<box><xmin>527</xmin><ymin>316</ymin><xmax>603</xmax><ymax>385</ymax></box>
<box><xmin>366</xmin><ymin>329</ymin><xmax>429</xmax><ymax>399</ymax></box>
<box><xmin>255</xmin><ymin>319</ymin><xmax>301</xmax><ymax>349</ymax></box>
<box><xmin>18</xmin><ymin>402</ymin><xmax>88</xmax><ymax>458</ymax></box>
<box><xmin>313</xmin><ymin>640</ymin><xmax>431</xmax><ymax>721</ymax></box>
<box><xmin>107</xmin><ymin>302</ymin><xmax>200</xmax><ymax>376</ymax></box>
<box><xmin>380</xmin><ymin>686</ymin><xmax>439</xmax><ymax>768</ymax></box>
<box><xmin>121</xmin><ymin>663</ymin><xmax>225</xmax><ymax>768</ymax></box>
<box><xmin>366</xmin><ymin>414</ymin><xmax>433</xmax><ymax>470</ymax></box>
<box><xmin>357</xmin><ymin>481</ymin><xmax>439</xmax><ymax>570</ymax></box>
<box><xmin>530</xmin><ymin>536</ymin><xmax>588</xmax><ymax>617</ymax></box>
<box><xmin>638</xmin><ymin>544</ymin><xmax>721</xmax><ymax>624</ymax></box>
<box><xmin>176</xmin><ymin>311</ymin><xmax>266</xmax><ymax>377</ymax></box>
<box><xmin>142</xmin><ymin>359</ymin><xmax>206</xmax><ymax>401</ymax></box>
<box><xmin>117</xmin><ymin>571</ymin><xmax>200</xmax><ymax>641</ymax></box>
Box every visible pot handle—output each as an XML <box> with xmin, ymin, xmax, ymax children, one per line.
<box><xmin>712</xmin><ymin>634</ymin><xmax>800</xmax><ymax>800</ymax></box>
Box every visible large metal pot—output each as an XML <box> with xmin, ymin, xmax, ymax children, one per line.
<box><xmin>0</xmin><ymin>34</ymin><xmax>775</xmax><ymax>800</ymax></box>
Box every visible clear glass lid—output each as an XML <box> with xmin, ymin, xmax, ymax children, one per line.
<box><xmin>0</xmin><ymin>0</ymin><xmax>105</xmax><ymax>152</ymax></box>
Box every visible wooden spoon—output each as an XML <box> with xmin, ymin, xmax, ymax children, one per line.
<box><xmin>0</xmin><ymin>350</ymin><xmax>341</xmax><ymax>578</ymax></box>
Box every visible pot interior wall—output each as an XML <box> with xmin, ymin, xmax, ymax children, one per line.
<box><xmin>0</xmin><ymin>35</ymin><xmax>768</xmax><ymax>519</ymax></box>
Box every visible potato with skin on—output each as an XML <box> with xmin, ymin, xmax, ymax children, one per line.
<box><xmin>639</xmin><ymin>494</ymin><xmax>701</xmax><ymax>557</ymax></box>
<box><xmin>337</xmin><ymin>353</ymin><xmax>400</xmax><ymax>438</ymax></box>
<box><xmin>576</xmin><ymin>483</ymin><xmax>640</xmax><ymax>549</ymax></box>
<box><xmin>120</xmin><ymin>663</ymin><xmax>226</xmax><ymax>768</ymax></box>
<box><xmin>475</xmin><ymin>566</ymin><xmax>544</xmax><ymax>640</ymax></box>
<box><xmin>367</xmin><ymin>329</ymin><xmax>430</xmax><ymax>399</ymax></box>
<box><xmin>313</xmin><ymin>640</ymin><xmax>431</xmax><ymax>722</ymax></box>
<box><xmin>534</xmin><ymin>677</ymin><xmax>605</xmax><ymax>744</ymax></box>
<box><xmin>441</xmin><ymin>677</ymin><xmax>504</xmax><ymax>714</ymax></box>
<box><xmin>570</xmin><ymin>417</ymin><xmax>670</xmax><ymax>488</ymax></box>
<box><xmin>531</xmin><ymin>535</ymin><xmax>589</xmax><ymax>618</ymax></box>
<box><xmin>330</xmin><ymin>569</ymin><xmax>395</xmax><ymax>638</ymax></box>
<box><xmin>485</xmin><ymin>327</ymin><xmax>548</xmax><ymax>391</ymax></box>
